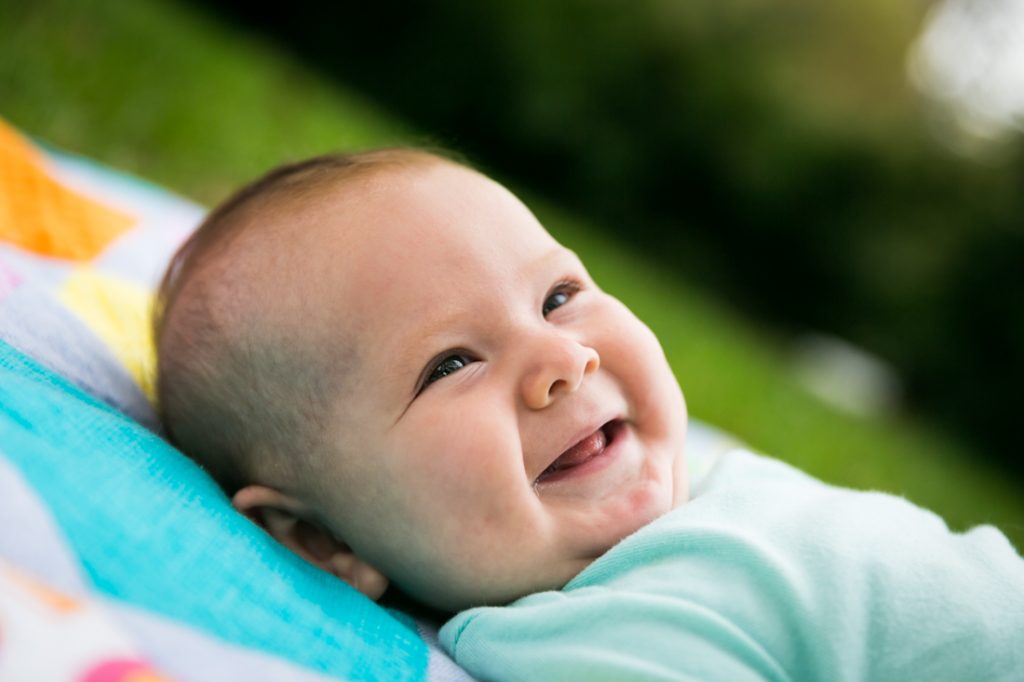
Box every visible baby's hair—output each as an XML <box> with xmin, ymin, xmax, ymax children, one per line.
<box><xmin>154</xmin><ymin>148</ymin><xmax>452</xmax><ymax>494</ymax></box>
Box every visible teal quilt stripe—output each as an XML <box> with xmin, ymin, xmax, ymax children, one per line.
<box><xmin>0</xmin><ymin>339</ymin><xmax>427</xmax><ymax>681</ymax></box>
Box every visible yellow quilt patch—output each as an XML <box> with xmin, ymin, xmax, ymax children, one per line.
<box><xmin>0</xmin><ymin>120</ymin><xmax>136</xmax><ymax>261</ymax></box>
<box><xmin>58</xmin><ymin>268</ymin><xmax>157</xmax><ymax>402</ymax></box>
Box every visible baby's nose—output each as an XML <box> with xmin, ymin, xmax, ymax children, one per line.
<box><xmin>520</xmin><ymin>334</ymin><xmax>600</xmax><ymax>410</ymax></box>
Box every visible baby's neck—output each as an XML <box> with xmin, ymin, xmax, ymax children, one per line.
<box><xmin>379</xmin><ymin>584</ymin><xmax>454</xmax><ymax>622</ymax></box>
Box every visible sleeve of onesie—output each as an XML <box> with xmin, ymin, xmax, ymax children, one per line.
<box><xmin>439</xmin><ymin>450</ymin><xmax>1024</xmax><ymax>682</ymax></box>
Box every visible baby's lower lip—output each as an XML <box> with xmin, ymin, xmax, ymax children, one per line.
<box><xmin>536</xmin><ymin>420</ymin><xmax>625</xmax><ymax>484</ymax></box>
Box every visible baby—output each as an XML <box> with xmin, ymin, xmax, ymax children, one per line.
<box><xmin>156</xmin><ymin>150</ymin><xmax>1024</xmax><ymax>680</ymax></box>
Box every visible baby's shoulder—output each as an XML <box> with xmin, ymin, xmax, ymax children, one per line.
<box><xmin>576</xmin><ymin>447</ymin><xmax>1019</xmax><ymax>591</ymax></box>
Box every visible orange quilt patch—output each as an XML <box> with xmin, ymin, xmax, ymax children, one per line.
<box><xmin>0</xmin><ymin>121</ymin><xmax>136</xmax><ymax>261</ymax></box>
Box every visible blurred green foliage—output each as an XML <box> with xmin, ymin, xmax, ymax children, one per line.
<box><xmin>0</xmin><ymin>0</ymin><xmax>412</xmax><ymax>201</ymax></box>
<box><xmin>188</xmin><ymin>0</ymin><xmax>1024</xmax><ymax>475</ymax></box>
<box><xmin>1</xmin><ymin>0</ymin><xmax>1021</xmax><ymax>548</ymax></box>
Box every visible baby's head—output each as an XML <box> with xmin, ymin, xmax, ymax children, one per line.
<box><xmin>155</xmin><ymin>150</ymin><xmax>688</xmax><ymax>611</ymax></box>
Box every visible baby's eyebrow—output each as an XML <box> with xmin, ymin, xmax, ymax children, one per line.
<box><xmin>408</xmin><ymin>306</ymin><xmax>467</xmax><ymax>353</ymax></box>
<box><xmin>388</xmin><ymin>320</ymin><xmax>464</xmax><ymax>423</ymax></box>
<box><xmin>401</xmin><ymin>248</ymin><xmax>571</xmax><ymax>351</ymax></box>
<box><xmin>390</xmin><ymin>307</ymin><xmax>467</xmax><ymax>388</ymax></box>
<box><xmin>526</xmin><ymin>246</ymin><xmax>578</xmax><ymax>279</ymax></box>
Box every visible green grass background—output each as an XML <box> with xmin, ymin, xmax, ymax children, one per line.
<box><xmin>3</xmin><ymin>0</ymin><xmax>1021</xmax><ymax>548</ymax></box>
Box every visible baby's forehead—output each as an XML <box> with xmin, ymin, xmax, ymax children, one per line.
<box><xmin>229</xmin><ymin>158</ymin><xmax>565</xmax><ymax>372</ymax></box>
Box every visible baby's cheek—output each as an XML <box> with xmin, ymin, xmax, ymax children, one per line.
<box><xmin>603</xmin><ymin>298</ymin><xmax>665</xmax><ymax>356</ymax></box>
<box><xmin>605</xmin><ymin>312</ymin><xmax>672</xmax><ymax>384</ymax></box>
<box><xmin>403</xmin><ymin>457</ymin><xmax>525</xmax><ymax>549</ymax></box>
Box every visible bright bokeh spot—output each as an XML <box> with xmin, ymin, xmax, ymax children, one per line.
<box><xmin>909</xmin><ymin>0</ymin><xmax>1024</xmax><ymax>139</ymax></box>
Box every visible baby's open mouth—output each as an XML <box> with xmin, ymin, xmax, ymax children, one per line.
<box><xmin>536</xmin><ymin>419</ymin><xmax>623</xmax><ymax>483</ymax></box>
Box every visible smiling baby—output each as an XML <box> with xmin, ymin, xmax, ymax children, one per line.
<box><xmin>155</xmin><ymin>150</ymin><xmax>1023</xmax><ymax>681</ymax></box>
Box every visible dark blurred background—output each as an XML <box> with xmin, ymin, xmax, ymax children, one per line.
<box><xmin>187</xmin><ymin>0</ymin><xmax>1024</xmax><ymax>476</ymax></box>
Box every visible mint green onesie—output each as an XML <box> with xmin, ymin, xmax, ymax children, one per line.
<box><xmin>440</xmin><ymin>450</ymin><xmax>1024</xmax><ymax>681</ymax></box>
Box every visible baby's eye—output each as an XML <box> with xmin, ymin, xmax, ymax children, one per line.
<box><xmin>543</xmin><ymin>280</ymin><xmax>581</xmax><ymax>317</ymax></box>
<box><xmin>422</xmin><ymin>353</ymin><xmax>473</xmax><ymax>391</ymax></box>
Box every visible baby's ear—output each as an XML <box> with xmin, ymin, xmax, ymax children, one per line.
<box><xmin>232</xmin><ymin>485</ymin><xmax>389</xmax><ymax>600</ymax></box>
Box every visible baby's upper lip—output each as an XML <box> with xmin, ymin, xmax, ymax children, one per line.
<box><xmin>534</xmin><ymin>412</ymin><xmax>621</xmax><ymax>482</ymax></box>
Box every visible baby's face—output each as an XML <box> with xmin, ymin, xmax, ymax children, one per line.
<box><xmin>296</xmin><ymin>162</ymin><xmax>687</xmax><ymax>610</ymax></box>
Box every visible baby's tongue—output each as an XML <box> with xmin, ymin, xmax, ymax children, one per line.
<box><xmin>553</xmin><ymin>428</ymin><xmax>607</xmax><ymax>470</ymax></box>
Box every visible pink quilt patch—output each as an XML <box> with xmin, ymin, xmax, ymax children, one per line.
<box><xmin>0</xmin><ymin>257</ymin><xmax>20</xmax><ymax>302</ymax></box>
